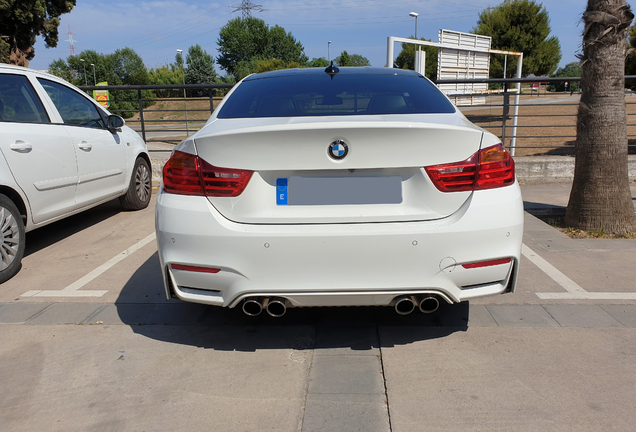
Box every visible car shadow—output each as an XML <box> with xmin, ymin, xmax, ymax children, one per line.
<box><xmin>523</xmin><ymin>201</ymin><xmax>566</xmax><ymax>217</ymax></box>
<box><xmin>114</xmin><ymin>253</ymin><xmax>469</xmax><ymax>352</ymax></box>
<box><xmin>24</xmin><ymin>198</ymin><xmax>123</xmax><ymax>257</ymax></box>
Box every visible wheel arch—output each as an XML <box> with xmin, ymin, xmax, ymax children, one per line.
<box><xmin>0</xmin><ymin>185</ymin><xmax>28</xmax><ymax>227</ymax></box>
<box><xmin>132</xmin><ymin>151</ymin><xmax>152</xmax><ymax>184</ymax></box>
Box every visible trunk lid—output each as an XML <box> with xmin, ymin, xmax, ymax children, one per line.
<box><xmin>193</xmin><ymin>115</ymin><xmax>484</xmax><ymax>224</ymax></box>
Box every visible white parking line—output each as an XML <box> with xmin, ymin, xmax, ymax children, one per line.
<box><xmin>21</xmin><ymin>233</ymin><xmax>156</xmax><ymax>298</ymax></box>
<box><xmin>522</xmin><ymin>243</ymin><xmax>636</xmax><ymax>300</ymax></box>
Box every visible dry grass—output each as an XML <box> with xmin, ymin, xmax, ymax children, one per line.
<box><xmin>130</xmin><ymin>97</ymin><xmax>223</xmax><ymax>123</ymax></box>
<box><xmin>463</xmin><ymin>93</ymin><xmax>636</xmax><ymax>156</ymax></box>
<box><xmin>542</xmin><ymin>216</ymin><xmax>636</xmax><ymax>239</ymax></box>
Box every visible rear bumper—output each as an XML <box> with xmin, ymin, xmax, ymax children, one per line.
<box><xmin>155</xmin><ymin>182</ymin><xmax>524</xmax><ymax>308</ymax></box>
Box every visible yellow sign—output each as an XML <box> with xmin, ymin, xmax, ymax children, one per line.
<box><xmin>93</xmin><ymin>82</ymin><xmax>110</xmax><ymax>108</ymax></box>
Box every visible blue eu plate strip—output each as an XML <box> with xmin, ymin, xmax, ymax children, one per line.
<box><xmin>276</xmin><ymin>178</ymin><xmax>288</xmax><ymax>205</ymax></box>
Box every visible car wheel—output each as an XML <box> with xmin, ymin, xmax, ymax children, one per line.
<box><xmin>120</xmin><ymin>157</ymin><xmax>152</xmax><ymax>210</ymax></box>
<box><xmin>0</xmin><ymin>194</ymin><xmax>25</xmax><ymax>284</ymax></box>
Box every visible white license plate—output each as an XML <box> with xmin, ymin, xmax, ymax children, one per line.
<box><xmin>277</xmin><ymin>176</ymin><xmax>402</xmax><ymax>205</ymax></box>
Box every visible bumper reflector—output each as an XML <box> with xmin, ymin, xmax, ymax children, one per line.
<box><xmin>462</xmin><ymin>258</ymin><xmax>511</xmax><ymax>269</ymax></box>
<box><xmin>171</xmin><ymin>264</ymin><xmax>221</xmax><ymax>274</ymax></box>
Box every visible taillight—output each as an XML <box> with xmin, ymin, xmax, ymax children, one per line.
<box><xmin>163</xmin><ymin>150</ymin><xmax>253</xmax><ymax>197</ymax></box>
<box><xmin>425</xmin><ymin>144</ymin><xmax>514</xmax><ymax>192</ymax></box>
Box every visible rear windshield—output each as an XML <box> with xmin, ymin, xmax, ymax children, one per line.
<box><xmin>217</xmin><ymin>73</ymin><xmax>455</xmax><ymax>118</ymax></box>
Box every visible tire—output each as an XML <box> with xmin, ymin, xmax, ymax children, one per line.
<box><xmin>0</xmin><ymin>194</ymin><xmax>25</xmax><ymax>284</ymax></box>
<box><xmin>120</xmin><ymin>157</ymin><xmax>152</xmax><ymax>210</ymax></box>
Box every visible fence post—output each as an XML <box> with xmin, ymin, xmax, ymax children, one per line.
<box><xmin>137</xmin><ymin>89</ymin><xmax>147</xmax><ymax>142</ymax></box>
<box><xmin>209</xmin><ymin>89</ymin><xmax>215</xmax><ymax>114</ymax></box>
<box><xmin>502</xmin><ymin>83</ymin><xmax>509</xmax><ymax>147</ymax></box>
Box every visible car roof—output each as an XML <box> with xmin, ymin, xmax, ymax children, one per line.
<box><xmin>243</xmin><ymin>66</ymin><xmax>422</xmax><ymax>81</ymax></box>
<box><xmin>0</xmin><ymin>63</ymin><xmax>58</xmax><ymax>79</ymax></box>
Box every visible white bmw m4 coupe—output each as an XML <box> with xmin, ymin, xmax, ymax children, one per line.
<box><xmin>155</xmin><ymin>66</ymin><xmax>523</xmax><ymax>317</ymax></box>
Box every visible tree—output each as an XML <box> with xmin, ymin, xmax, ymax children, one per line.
<box><xmin>148</xmin><ymin>64</ymin><xmax>183</xmax><ymax>98</ymax></box>
<box><xmin>335</xmin><ymin>50</ymin><xmax>352</xmax><ymax>66</ymax></box>
<box><xmin>307</xmin><ymin>57</ymin><xmax>330</xmax><ymax>67</ymax></box>
<box><xmin>48</xmin><ymin>48</ymin><xmax>153</xmax><ymax>118</ymax></box>
<box><xmin>473</xmin><ymin>0</ymin><xmax>561</xmax><ymax>78</ymax></box>
<box><xmin>350</xmin><ymin>54</ymin><xmax>371</xmax><ymax>67</ymax></box>
<box><xmin>216</xmin><ymin>17</ymin><xmax>307</xmax><ymax>79</ymax></box>
<box><xmin>394</xmin><ymin>37</ymin><xmax>438</xmax><ymax>80</ymax></box>
<box><xmin>185</xmin><ymin>44</ymin><xmax>218</xmax><ymax>96</ymax></box>
<box><xmin>548</xmin><ymin>61</ymin><xmax>582</xmax><ymax>92</ymax></box>
<box><xmin>0</xmin><ymin>0</ymin><xmax>76</xmax><ymax>66</ymax></box>
<box><xmin>256</xmin><ymin>58</ymin><xmax>301</xmax><ymax>73</ymax></box>
<box><xmin>565</xmin><ymin>0</ymin><xmax>636</xmax><ymax>234</ymax></box>
<box><xmin>335</xmin><ymin>51</ymin><xmax>371</xmax><ymax>67</ymax></box>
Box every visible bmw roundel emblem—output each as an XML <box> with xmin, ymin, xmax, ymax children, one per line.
<box><xmin>328</xmin><ymin>140</ymin><xmax>348</xmax><ymax>160</ymax></box>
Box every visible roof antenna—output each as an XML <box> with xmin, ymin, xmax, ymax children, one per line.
<box><xmin>324</xmin><ymin>61</ymin><xmax>339</xmax><ymax>80</ymax></box>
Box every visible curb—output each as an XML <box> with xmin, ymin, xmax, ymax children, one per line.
<box><xmin>515</xmin><ymin>155</ymin><xmax>636</xmax><ymax>183</ymax></box>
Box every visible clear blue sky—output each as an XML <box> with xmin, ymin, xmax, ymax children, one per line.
<box><xmin>29</xmin><ymin>0</ymin><xmax>584</xmax><ymax>74</ymax></box>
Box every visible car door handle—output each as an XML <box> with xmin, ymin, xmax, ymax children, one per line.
<box><xmin>9</xmin><ymin>141</ymin><xmax>33</xmax><ymax>153</ymax></box>
<box><xmin>78</xmin><ymin>141</ymin><xmax>92</xmax><ymax>151</ymax></box>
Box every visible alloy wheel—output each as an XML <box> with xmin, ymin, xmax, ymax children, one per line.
<box><xmin>135</xmin><ymin>163</ymin><xmax>151</xmax><ymax>203</ymax></box>
<box><xmin>0</xmin><ymin>206</ymin><xmax>20</xmax><ymax>271</ymax></box>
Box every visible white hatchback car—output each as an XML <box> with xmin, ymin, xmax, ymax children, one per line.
<box><xmin>156</xmin><ymin>66</ymin><xmax>523</xmax><ymax>317</ymax></box>
<box><xmin>0</xmin><ymin>64</ymin><xmax>151</xmax><ymax>283</ymax></box>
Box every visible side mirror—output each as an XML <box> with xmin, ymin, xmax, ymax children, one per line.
<box><xmin>107</xmin><ymin>115</ymin><xmax>125</xmax><ymax>133</ymax></box>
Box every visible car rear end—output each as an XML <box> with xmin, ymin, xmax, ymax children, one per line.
<box><xmin>155</xmin><ymin>68</ymin><xmax>523</xmax><ymax>316</ymax></box>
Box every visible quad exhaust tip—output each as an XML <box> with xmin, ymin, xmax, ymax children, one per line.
<box><xmin>242</xmin><ymin>297</ymin><xmax>288</xmax><ymax>317</ymax></box>
<box><xmin>418</xmin><ymin>296</ymin><xmax>440</xmax><ymax>314</ymax></box>
<box><xmin>394</xmin><ymin>295</ymin><xmax>440</xmax><ymax>315</ymax></box>
<box><xmin>266</xmin><ymin>297</ymin><xmax>287</xmax><ymax>317</ymax></box>
<box><xmin>394</xmin><ymin>295</ymin><xmax>417</xmax><ymax>315</ymax></box>
<box><xmin>242</xmin><ymin>298</ymin><xmax>264</xmax><ymax>316</ymax></box>
<box><xmin>243</xmin><ymin>295</ymin><xmax>440</xmax><ymax>317</ymax></box>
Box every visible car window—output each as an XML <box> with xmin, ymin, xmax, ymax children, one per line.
<box><xmin>217</xmin><ymin>73</ymin><xmax>456</xmax><ymax>118</ymax></box>
<box><xmin>0</xmin><ymin>73</ymin><xmax>50</xmax><ymax>124</ymax></box>
<box><xmin>37</xmin><ymin>78</ymin><xmax>105</xmax><ymax>128</ymax></box>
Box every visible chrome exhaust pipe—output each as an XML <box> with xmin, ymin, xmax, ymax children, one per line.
<box><xmin>242</xmin><ymin>298</ymin><xmax>264</xmax><ymax>316</ymax></box>
<box><xmin>418</xmin><ymin>296</ymin><xmax>440</xmax><ymax>314</ymax></box>
<box><xmin>266</xmin><ymin>297</ymin><xmax>287</xmax><ymax>317</ymax></box>
<box><xmin>394</xmin><ymin>295</ymin><xmax>417</xmax><ymax>315</ymax></box>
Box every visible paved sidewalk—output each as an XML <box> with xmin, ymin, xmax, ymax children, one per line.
<box><xmin>1</xmin><ymin>182</ymin><xmax>635</xmax><ymax>432</ymax></box>
<box><xmin>521</xmin><ymin>181</ymin><xmax>636</xmax><ymax>216</ymax></box>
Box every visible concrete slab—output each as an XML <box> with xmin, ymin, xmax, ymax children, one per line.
<box><xmin>26</xmin><ymin>303</ymin><xmax>106</xmax><ymax>325</ymax></box>
<box><xmin>522</xmin><ymin>212</ymin><xmax>586</xmax><ymax>252</ymax></box>
<box><xmin>0</xmin><ymin>325</ymin><xmax>312</xmax><ymax>432</ymax></box>
<box><xmin>308</xmin><ymin>355</ymin><xmax>385</xmax><ymax>395</ymax></box>
<box><xmin>467</xmin><ymin>304</ymin><xmax>498</xmax><ymax>326</ymax></box>
<box><xmin>0</xmin><ymin>303</ymin><xmax>52</xmax><ymax>324</ymax></box>
<box><xmin>534</xmin><ymin>249</ymin><xmax>636</xmax><ymax>295</ymax></box>
<box><xmin>486</xmin><ymin>305</ymin><xmax>560</xmax><ymax>327</ymax></box>
<box><xmin>142</xmin><ymin>303</ymin><xmax>211</xmax><ymax>325</ymax></box>
<box><xmin>601</xmin><ymin>305</ymin><xmax>636</xmax><ymax>327</ymax></box>
<box><xmin>543</xmin><ymin>305</ymin><xmax>624</xmax><ymax>327</ymax></box>
<box><xmin>301</xmin><ymin>393</ymin><xmax>390</xmax><ymax>432</ymax></box>
<box><xmin>313</xmin><ymin>326</ymin><xmax>380</xmax><ymax>356</ymax></box>
<box><xmin>380</xmin><ymin>326</ymin><xmax>636</xmax><ymax>432</ymax></box>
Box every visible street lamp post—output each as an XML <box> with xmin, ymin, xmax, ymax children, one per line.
<box><xmin>409</xmin><ymin>12</ymin><xmax>418</xmax><ymax>39</ymax></box>
<box><xmin>90</xmin><ymin>63</ymin><xmax>96</xmax><ymax>85</ymax></box>
<box><xmin>328</xmin><ymin>41</ymin><xmax>331</xmax><ymax>62</ymax></box>
<box><xmin>176</xmin><ymin>49</ymin><xmax>189</xmax><ymax>137</ymax></box>
<box><xmin>409</xmin><ymin>12</ymin><xmax>421</xmax><ymax>74</ymax></box>
<box><xmin>80</xmin><ymin>58</ymin><xmax>87</xmax><ymax>86</ymax></box>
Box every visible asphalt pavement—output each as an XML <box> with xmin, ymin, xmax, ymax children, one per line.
<box><xmin>1</xmin><ymin>182</ymin><xmax>635</xmax><ymax>431</ymax></box>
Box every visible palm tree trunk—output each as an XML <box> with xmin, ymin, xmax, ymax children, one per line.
<box><xmin>565</xmin><ymin>0</ymin><xmax>636</xmax><ymax>234</ymax></box>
